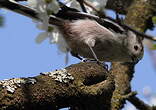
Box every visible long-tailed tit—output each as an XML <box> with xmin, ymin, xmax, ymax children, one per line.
<box><xmin>0</xmin><ymin>1</ymin><xmax>144</xmax><ymax>63</ymax></box>
<box><xmin>49</xmin><ymin>14</ymin><xmax>143</xmax><ymax>63</ymax></box>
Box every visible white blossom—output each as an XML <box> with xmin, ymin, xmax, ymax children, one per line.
<box><xmin>35</xmin><ymin>32</ymin><xmax>49</xmax><ymax>43</ymax></box>
<box><xmin>50</xmin><ymin>29</ymin><xmax>69</xmax><ymax>53</ymax></box>
<box><xmin>28</xmin><ymin>0</ymin><xmax>69</xmax><ymax>54</ymax></box>
<box><xmin>91</xmin><ymin>0</ymin><xmax>108</xmax><ymax>10</ymax></box>
<box><xmin>47</xmin><ymin>1</ymin><xmax>60</xmax><ymax>14</ymax></box>
<box><xmin>65</xmin><ymin>0</ymin><xmax>82</xmax><ymax>11</ymax></box>
<box><xmin>64</xmin><ymin>0</ymin><xmax>93</xmax><ymax>13</ymax></box>
<box><xmin>27</xmin><ymin>0</ymin><xmax>38</xmax><ymax>8</ymax></box>
<box><xmin>35</xmin><ymin>27</ymin><xmax>69</xmax><ymax>53</ymax></box>
<box><xmin>28</xmin><ymin>0</ymin><xmax>59</xmax><ymax>13</ymax></box>
<box><xmin>64</xmin><ymin>0</ymin><xmax>108</xmax><ymax>13</ymax></box>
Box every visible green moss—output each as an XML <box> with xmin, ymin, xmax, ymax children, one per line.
<box><xmin>0</xmin><ymin>15</ymin><xmax>4</xmax><ymax>26</ymax></box>
<box><xmin>125</xmin><ymin>0</ymin><xmax>156</xmax><ymax>31</ymax></box>
<box><xmin>152</xmin><ymin>16</ymin><xmax>156</xmax><ymax>24</ymax></box>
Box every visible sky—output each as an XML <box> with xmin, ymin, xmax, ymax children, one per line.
<box><xmin>0</xmin><ymin>8</ymin><xmax>156</xmax><ymax>110</ymax></box>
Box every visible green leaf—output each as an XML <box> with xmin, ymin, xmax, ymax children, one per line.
<box><xmin>48</xmin><ymin>26</ymin><xmax>54</xmax><ymax>32</ymax></box>
<box><xmin>44</xmin><ymin>0</ymin><xmax>52</xmax><ymax>4</ymax></box>
<box><xmin>0</xmin><ymin>15</ymin><xmax>4</xmax><ymax>26</ymax></box>
<box><xmin>152</xmin><ymin>16</ymin><xmax>156</xmax><ymax>24</ymax></box>
<box><xmin>150</xmin><ymin>44</ymin><xmax>156</xmax><ymax>50</ymax></box>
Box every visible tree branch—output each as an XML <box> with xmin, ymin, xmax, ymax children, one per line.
<box><xmin>14</xmin><ymin>0</ymin><xmax>133</xmax><ymax>14</ymax></box>
<box><xmin>128</xmin><ymin>96</ymin><xmax>153</xmax><ymax>110</ymax></box>
<box><xmin>0</xmin><ymin>0</ymin><xmax>38</xmax><ymax>20</ymax></box>
<box><xmin>0</xmin><ymin>0</ymin><xmax>156</xmax><ymax>41</ymax></box>
<box><xmin>0</xmin><ymin>62</ymin><xmax>114</xmax><ymax>110</ymax></box>
<box><xmin>110</xmin><ymin>62</ymin><xmax>136</xmax><ymax>110</ymax></box>
<box><xmin>124</xmin><ymin>0</ymin><xmax>156</xmax><ymax>109</ymax></box>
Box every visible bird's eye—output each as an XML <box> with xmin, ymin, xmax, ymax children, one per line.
<box><xmin>134</xmin><ymin>45</ymin><xmax>138</xmax><ymax>51</ymax></box>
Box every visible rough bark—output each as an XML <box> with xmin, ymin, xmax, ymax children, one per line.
<box><xmin>110</xmin><ymin>62</ymin><xmax>135</xmax><ymax>110</ymax></box>
<box><xmin>0</xmin><ymin>62</ymin><xmax>114</xmax><ymax>110</ymax></box>
<box><xmin>111</xmin><ymin>0</ymin><xmax>156</xmax><ymax>110</ymax></box>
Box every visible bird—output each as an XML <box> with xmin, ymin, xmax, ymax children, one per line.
<box><xmin>47</xmin><ymin>5</ymin><xmax>144</xmax><ymax>63</ymax></box>
<box><xmin>0</xmin><ymin>0</ymin><xmax>144</xmax><ymax>63</ymax></box>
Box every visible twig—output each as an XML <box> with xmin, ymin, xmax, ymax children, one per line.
<box><xmin>0</xmin><ymin>0</ymin><xmax>156</xmax><ymax>41</ymax></box>
<box><xmin>14</xmin><ymin>0</ymin><xmax>27</xmax><ymax>1</ymax></box>
<box><xmin>128</xmin><ymin>96</ymin><xmax>153</xmax><ymax>110</ymax></box>
<box><xmin>83</xmin><ymin>0</ymin><xmax>99</xmax><ymax>13</ymax></box>
<box><xmin>76</xmin><ymin>0</ymin><xmax>87</xmax><ymax>13</ymax></box>
<box><xmin>64</xmin><ymin>11</ymin><xmax>156</xmax><ymax>41</ymax></box>
<box><xmin>0</xmin><ymin>0</ymin><xmax>39</xmax><ymax>20</ymax></box>
<box><xmin>83</xmin><ymin>0</ymin><xmax>156</xmax><ymax>41</ymax></box>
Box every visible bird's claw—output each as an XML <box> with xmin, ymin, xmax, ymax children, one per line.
<box><xmin>82</xmin><ymin>59</ymin><xmax>108</xmax><ymax>71</ymax></box>
<box><xmin>96</xmin><ymin>60</ymin><xmax>108</xmax><ymax>70</ymax></box>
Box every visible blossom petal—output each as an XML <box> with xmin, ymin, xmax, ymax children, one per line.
<box><xmin>35</xmin><ymin>32</ymin><xmax>48</xmax><ymax>44</ymax></box>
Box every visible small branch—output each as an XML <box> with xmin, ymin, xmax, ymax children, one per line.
<box><xmin>0</xmin><ymin>0</ymin><xmax>156</xmax><ymax>41</ymax></box>
<box><xmin>84</xmin><ymin>0</ymin><xmax>156</xmax><ymax>41</ymax></box>
<box><xmin>128</xmin><ymin>96</ymin><xmax>153</xmax><ymax>110</ymax></box>
<box><xmin>65</xmin><ymin>11</ymin><xmax>156</xmax><ymax>41</ymax></box>
<box><xmin>122</xmin><ymin>91</ymin><xmax>137</xmax><ymax>99</ymax></box>
<box><xmin>76</xmin><ymin>0</ymin><xmax>87</xmax><ymax>13</ymax></box>
<box><xmin>83</xmin><ymin>0</ymin><xmax>99</xmax><ymax>13</ymax></box>
<box><xmin>14</xmin><ymin>0</ymin><xmax>27</xmax><ymax>1</ymax></box>
<box><xmin>0</xmin><ymin>0</ymin><xmax>39</xmax><ymax>20</ymax></box>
